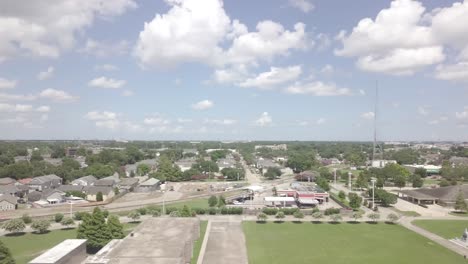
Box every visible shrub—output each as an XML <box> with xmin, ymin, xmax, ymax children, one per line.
<box><xmin>169</xmin><ymin>210</ymin><xmax>180</xmax><ymax>217</ymax></box>
<box><xmin>275</xmin><ymin>211</ymin><xmax>285</xmax><ymax>220</ymax></box>
<box><xmin>136</xmin><ymin>207</ymin><xmax>147</xmax><ymax>215</ymax></box>
<box><xmin>165</xmin><ymin>207</ymin><xmax>178</xmax><ymax>215</ymax></box>
<box><xmin>280</xmin><ymin>208</ymin><xmax>299</xmax><ymax>215</ymax></box>
<box><xmin>208</xmin><ymin>195</ymin><xmax>218</xmax><ymax>207</ymax></box>
<box><xmin>102</xmin><ymin>210</ymin><xmax>109</xmax><ymax>218</ymax></box>
<box><xmin>312</xmin><ymin>207</ymin><xmax>320</xmax><ymax>213</ymax></box>
<box><xmin>293</xmin><ymin>211</ymin><xmax>304</xmax><ymax>220</ymax></box>
<box><xmin>22</xmin><ymin>214</ymin><xmax>32</xmax><ymax>224</ymax></box>
<box><xmin>73</xmin><ymin>212</ymin><xmax>86</xmax><ymax>221</ymax></box>
<box><xmin>3</xmin><ymin>219</ymin><xmax>26</xmax><ymax>233</ymax></box>
<box><xmin>387</xmin><ymin>213</ymin><xmax>399</xmax><ymax>223</ymax></box>
<box><xmin>338</xmin><ymin>191</ymin><xmax>346</xmax><ymax>200</ymax></box>
<box><xmin>324</xmin><ymin>208</ymin><xmax>340</xmax><ymax>216</ymax></box>
<box><xmin>151</xmin><ymin>210</ymin><xmax>161</xmax><ymax>217</ymax></box>
<box><xmin>128</xmin><ymin>211</ymin><xmax>140</xmax><ymax>222</ymax></box>
<box><xmin>229</xmin><ymin>207</ymin><xmax>243</xmax><ymax>215</ymax></box>
<box><xmin>208</xmin><ymin>208</ymin><xmax>217</xmax><ymax>215</ymax></box>
<box><xmin>194</xmin><ymin>208</ymin><xmax>206</xmax><ymax>215</ymax></box>
<box><xmin>61</xmin><ymin>217</ymin><xmax>75</xmax><ymax>228</ymax></box>
<box><xmin>220</xmin><ymin>207</ymin><xmax>229</xmax><ymax>215</ymax></box>
<box><xmin>54</xmin><ymin>213</ymin><xmax>64</xmax><ymax>223</ymax></box>
<box><xmin>257</xmin><ymin>213</ymin><xmax>268</xmax><ymax>222</ymax></box>
<box><xmin>262</xmin><ymin>208</ymin><xmax>279</xmax><ymax>215</ymax></box>
<box><xmin>31</xmin><ymin>220</ymin><xmax>51</xmax><ymax>234</ymax></box>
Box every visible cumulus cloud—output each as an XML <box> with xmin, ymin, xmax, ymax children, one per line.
<box><xmin>361</xmin><ymin>112</ymin><xmax>375</xmax><ymax>120</ymax></box>
<box><xmin>239</xmin><ymin>65</ymin><xmax>302</xmax><ymax>89</ymax></box>
<box><xmin>456</xmin><ymin>106</ymin><xmax>468</xmax><ymax>120</ymax></box>
<box><xmin>0</xmin><ymin>103</ymin><xmax>49</xmax><ymax>113</ymax></box>
<box><xmin>435</xmin><ymin>62</ymin><xmax>468</xmax><ymax>82</ymax></box>
<box><xmin>122</xmin><ymin>90</ymin><xmax>134</xmax><ymax>97</ymax></box>
<box><xmin>0</xmin><ymin>0</ymin><xmax>137</xmax><ymax>61</ymax></box>
<box><xmin>134</xmin><ymin>0</ymin><xmax>307</xmax><ymax>68</ymax></box>
<box><xmin>0</xmin><ymin>93</ymin><xmax>36</xmax><ymax>101</ymax></box>
<box><xmin>39</xmin><ymin>88</ymin><xmax>78</xmax><ymax>102</ymax></box>
<box><xmin>289</xmin><ymin>0</ymin><xmax>314</xmax><ymax>13</ymax></box>
<box><xmin>37</xmin><ymin>66</ymin><xmax>54</xmax><ymax>80</ymax></box>
<box><xmin>320</xmin><ymin>64</ymin><xmax>334</xmax><ymax>75</ymax></box>
<box><xmin>285</xmin><ymin>81</ymin><xmax>351</xmax><ymax>96</ymax></box>
<box><xmin>177</xmin><ymin>118</ymin><xmax>192</xmax><ymax>123</ymax></box>
<box><xmin>143</xmin><ymin>114</ymin><xmax>170</xmax><ymax>126</ymax></box>
<box><xmin>316</xmin><ymin>118</ymin><xmax>326</xmax><ymax>125</ymax></box>
<box><xmin>417</xmin><ymin>106</ymin><xmax>430</xmax><ymax>116</ymax></box>
<box><xmin>0</xmin><ymin>78</ymin><xmax>17</xmax><ymax>89</ymax></box>
<box><xmin>192</xmin><ymin>100</ymin><xmax>214</xmax><ymax>110</ymax></box>
<box><xmin>84</xmin><ymin>111</ymin><xmax>120</xmax><ymax>129</ymax></box>
<box><xmin>88</xmin><ymin>76</ymin><xmax>126</xmax><ymax>89</ymax></box>
<box><xmin>255</xmin><ymin>112</ymin><xmax>272</xmax><ymax>127</ymax></box>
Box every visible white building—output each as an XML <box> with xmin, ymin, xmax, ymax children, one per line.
<box><xmin>371</xmin><ymin>160</ymin><xmax>397</xmax><ymax>168</ymax></box>
<box><xmin>0</xmin><ymin>194</ymin><xmax>17</xmax><ymax>211</ymax></box>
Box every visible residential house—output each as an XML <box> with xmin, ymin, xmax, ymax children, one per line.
<box><xmin>29</xmin><ymin>189</ymin><xmax>66</xmax><ymax>205</ymax></box>
<box><xmin>175</xmin><ymin>158</ymin><xmax>196</xmax><ymax>172</ymax></box>
<box><xmin>84</xmin><ymin>186</ymin><xmax>115</xmax><ymax>202</ymax></box>
<box><xmin>44</xmin><ymin>157</ymin><xmax>63</xmax><ymax>166</ymax></box>
<box><xmin>118</xmin><ymin>178</ymin><xmax>139</xmax><ymax>191</ymax></box>
<box><xmin>370</xmin><ymin>159</ymin><xmax>397</xmax><ymax>168</ymax></box>
<box><xmin>450</xmin><ymin>157</ymin><xmax>468</xmax><ymax>166</ymax></box>
<box><xmin>71</xmin><ymin>175</ymin><xmax>97</xmax><ymax>186</ymax></box>
<box><xmin>135</xmin><ymin>178</ymin><xmax>160</xmax><ymax>192</ymax></box>
<box><xmin>0</xmin><ymin>194</ymin><xmax>17</xmax><ymax>211</ymax></box>
<box><xmin>58</xmin><ymin>185</ymin><xmax>85</xmax><ymax>193</ymax></box>
<box><xmin>94</xmin><ymin>179</ymin><xmax>116</xmax><ymax>188</ymax></box>
<box><xmin>28</xmin><ymin>174</ymin><xmax>62</xmax><ymax>191</ymax></box>
<box><xmin>0</xmin><ymin>184</ymin><xmax>19</xmax><ymax>196</ymax></box>
<box><xmin>217</xmin><ymin>158</ymin><xmax>236</xmax><ymax>170</ymax></box>
<box><xmin>0</xmin><ymin>177</ymin><xmax>16</xmax><ymax>186</ymax></box>
<box><xmin>125</xmin><ymin>159</ymin><xmax>158</xmax><ymax>176</ymax></box>
<box><xmin>183</xmin><ymin>149</ymin><xmax>199</xmax><ymax>156</ymax></box>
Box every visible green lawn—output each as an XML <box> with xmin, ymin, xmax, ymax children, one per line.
<box><xmin>391</xmin><ymin>207</ymin><xmax>421</xmax><ymax>217</ymax></box>
<box><xmin>243</xmin><ymin>222</ymin><xmax>465</xmax><ymax>264</ymax></box>
<box><xmin>191</xmin><ymin>221</ymin><xmax>208</xmax><ymax>264</ymax></box>
<box><xmin>412</xmin><ymin>220</ymin><xmax>468</xmax><ymax>239</ymax></box>
<box><xmin>0</xmin><ymin>223</ymin><xmax>139</xmax><ymax>264</ymax></box>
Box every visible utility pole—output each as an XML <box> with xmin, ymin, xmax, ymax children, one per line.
<box><xmin>348</xmin><ymin>172</ymin><xmax>352</xmax><ymax>190</ymax></box>
<box><xmin>371</xmin><ymin>178</ymin><xmax>376</xmax><ymax>210</ymax></box>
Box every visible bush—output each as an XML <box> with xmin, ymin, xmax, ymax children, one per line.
<box><xmin>169</xmin><ymin>210</ymin><xmax>180</xmax><ymax>217</ymax></box>
<box><xmin>165</xmin><ymin>207</ymin><xmax>178</xmax><ymax>215</ymax></box>
<box><xmin>128</xmin><ymin>211</ymin><xmax>141</xmax><ymax>222</ymax></box>
<box><xmin>280</xmin><ymin>208</ymin><xmax>299</xmax><ymax>215</ymax></box>
<box><xmin>208</xmin><ymin>195</ymin><xmax>218</xmax><ymax>207</ymax></box>
<box><xmin>61</xmin><ymin>217</ymin><xmax>75</xmax><ymax>228</ymax></box>
<box><xmin>73</xmin><ymin>212</ymin><xmax>86</xmax><ymax>221</ymax></box>
<box><xmin>3</xmin><ymin>219</ymin><xmax>26</xmax><ymax>233</ymax></box>
<box><xmin>102</xmin><ymin>210</ymin><xmax>109</xmax><ymax>218</ymax></box>
<box><xmin>324</xmin><ymin>208</ymin><xmax>340</xmax><ymax>216</ymax></box>
<box><xmin>257</xmin><ymin>213</ymin><xmax>268</xmax><ymax>222</ymax></box>
<box><xmin>31</xmin><ymin>220</ymin><xmax>51</xmax><ymax>234</ymax></box>
<box><xmin>208</xmin><ymin>208</ymin><xmax>217</xmax><ymax>215</ymax></box>
<box><xmin>136</xmin><ymin>208</ymin><xmax>147</xmax><ymax>215</ymax></box>
<box><xmin>293</xmin><ymin>211</ymin><xmax>304</xmax><ymax>219</ymax></box>
<box><xmin>54</xmin><ymin>213</ymin><xmax>64</xmax><ymax>223</ymax></box>
<box><xmin>229</xmin><ymin>207</ymin><xmax>243</xmax><ymax>215</ymax></box>
<box><xmin>194</xmin><ymin>208</ymin><xmax>206</xmax><ymax>215</ymax></box>
<box><xmin>22</xmin><ymin>214</ymin><xmax>32</xmax><ymax>224</ymax></box>
<box><xmin>338</xmin><ymin>191</ymin><xmax>346</xmax><ymax>200</ymax></box>
<box><xmin>220</xmin><ymin>207</ymin><xmax>229</xmax><ymax>215</ymax></box>
<box><xmin>146</xmin><ymin>206</ymin><xmax>161</xmax><ymax>216</ymax></box>
<box><xmin>275</xmin><ymin>211</ymin><xmax>285</xmax><ymax>221</ymax></box>
<box><xmin>262</xmin><ymin>208</ymin><xmax>279</xmax><ymax>215</ymax></box>
<box><xmin>312</xmin><ymin>207</ymin><xmax>320</xmax><ymax>213</ymax></box>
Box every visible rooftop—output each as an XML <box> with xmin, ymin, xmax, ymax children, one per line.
<box><xmin>29</xmin><ymin>239</ymin><xmax>87</xmax><ymax>264</ymax></box>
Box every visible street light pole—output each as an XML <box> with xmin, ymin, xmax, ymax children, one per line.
<box><xmin>371</xmin><ymin>178</ymin><xmax>376</xmax><ymax>210</ymax></box>
<box><xmin>348</xmin><ymin>172</ymin><xmax>352</xmax><ymax>191</ymax></box>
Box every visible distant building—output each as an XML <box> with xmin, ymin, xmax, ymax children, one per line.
<box><xmin>58</xmin><ymin>185</ymin><xmax>85</xmax><ymax>193</ymax></box>
<box><xmin>84</xmin><ymin>186</ymin><xmax>115</xmax><ymax>202</ymax></box>
<box><xmin>371</xmin><ymin>160</ymin><xmax>397</xmax><ymax>168</ymax></box>
<box><xmin>175</xmin><ymin>158</ymin><xmax>196</xmax><ymax>172</ymax></box>
<box><xmin>136</xmin><ymin>178</ymin><xmax>160</xmax><ymax>192</ymax></box>
<box><xmin>217</xmin><ymin>158</ymin><xmax>236</xmax><ymax>170</ymax></box>
<box><xmin>183</xmin><ymin>148</ymin><xmax>199</xmax><ymax>156</ymax></box>
<box><xmin>450</xmin><ymin>157</ymin><xmax>468</xmax><ymax>166</ymax></box>
<box><xmin>28</xmin><ymin>175</ymin><xmax>62</xmax><ymax>191</ymax></box>
<box><xmin>399</xmin><ymin>185</ymin><xmax>468</xmax><ymax>207</ymax></box>
<box><xmin>93</xmin><ymin>179</ymin><xmax>116</xmax><ymax>188</ymax></box>
<box><xmin>118</xmin><ymin>178</ymin><xmax>139</xmax><ymax>191</ymax></box>
<box><xmin>66</xmin><ymin>147</ymin><xmax>78</xmax><ymax>157</ymax></box>
<box><xmin>0</xmin><ymin>194</ymin><xmax>17</xmax><ymax>211</ymax></box>
<box><xmin>0</xmin><ymin>177</ymin><xmax>16</xmax><ymax>186</ymax></box>
<box><xmin>71</xmin><ymin>175</ymin><xmax>97</xmax><ymax>186</ymax></box>
<box><xmin>254</xmin><ymin>144</ymin><xmax>287</xmax><ymax>151</ymax></box>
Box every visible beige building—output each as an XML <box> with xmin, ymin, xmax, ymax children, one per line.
<box><xmin>0</xmin><ymin>194</ymin><xmax>17</xmax><ymax>211</ymax></box>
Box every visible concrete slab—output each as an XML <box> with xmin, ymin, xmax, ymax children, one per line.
<box><xmin>201</xmin><ymin>220</ymin><xmax>248</xmax><ymax>264</ymax></box>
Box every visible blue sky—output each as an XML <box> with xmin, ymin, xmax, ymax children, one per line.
<box><xmin>0</xmin><ymin>0</ymin><xmax>467</xmax><ymax>141</ymax></box>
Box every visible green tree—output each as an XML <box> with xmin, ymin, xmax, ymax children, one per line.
<box><xmin>315</xmin><ymin>176</ymin><xmax>330</xmax><ymax>191</ymax></box>
<box><xmin>394</xmin><ymin>174</ymin><xmax>407</xmax><ymax>189</ymax></box>
<box><xmin>77</xmin><ymin>207</ymin><xmax>112</xmax><ymax>252</ymax></box>
<box><xmin>257</xmin><ymin>213</ymin><xmax>267</xmax><ymax>222</ymax></box>
<box><xmin>180</xmin><ymin>205</ymin><xmax>193</xmax><ymax>217</ymax></box>
<box><xmin>355</xmin><ymin>173</ymin><xmax>369</xmax><ymax>189</ymax></box>
<box><xmin>137</xmin><ymin>164</ymin><xmax>151</xmax><ymax>176</ymax></box>
<box><xmin>96</xmin><ymin>192</ymin><xmax>103</xmax><ymax>202</ymax></box>
<box><xmin>454</xmin><ymin>191</ymin><xmax>468</xmax><ymax>212</ymax></box>
<box><xmin>30</xmin><ymin>150</ymin><xmax>44</xmax><ymax>162</ymax></box>
<box><xmin>368</xmin><ymin>213</ymin><xmax>380</xmax><ymax>223</ymax></box>
<box><xmin>152</xmin><ymin>156</ymin><xmax>182</xmax><ymax>181</ymax></box>
<box><xmin>311</xmin><ymin>211</ymin><xmax>323</xmax><ymax>222</ymax></box>
<box><xmin>31</xmin><ymin>220</ymin><xmax>51</xmax><ymax>234</ymax></box>
<box><xmin>293</xmin><ymin>211</ymin><xmax>304</xmax><ymax>222</ymax></box>
<box><xmin>386</xmin><ymin>213</ymin><xmax>399</xmax><ymax>224</ymax></box>
<box><xmin>391</xmin><ymin>149</ymin><xmax>420</xmax><ymax>164</ymax></box>
<box><xmin>348</xmin><ymin>192</ymin><xmax>362</xmax><ymax>210</ymax></box>
<box><xmin>55</xmin><ymin>213</ymin><xmax>64</xmax><ymax>223</ymax></box>
<box><xmin>192</xmin><ymin>160</ymin><xmax>219</xmax><ymax>173</ymax></box>
<box><xmin>414</xmin><ymin>168</ymin><xmax>427</xmax><ymax>178</ymax></box>
<box><xmin>21</xmin><ymin>214</ymin><xmax>32</xmax><ymax>224</ymax></box>
<box><xmin>338</xmin><ymin>191</ymin><xmax>346</xmax><ymax>200</ymax></box>
<box><xmin>286</xmin><ymin>152</ymin><xmax>317</xmax><ymax>172</ymax></box>
<box><xmin>217</xmin><ymin>195</ymin><xmax>226</xmax><ymax>207</ymax></box>
<box><xmin>0</xmin><ymin>240</ymin><xmax>15</xmax><ymax>264</ymax></box>
<box><xmin>208</xmin><ymin>195</ymin><xmax>218</xmax><ymax>207</ymax></box>
<box><xmin>275</xmin><ymin>211</ymin><xmax>285</xmax><ymax>222</ymax></box>
<box><xmin>2</xmin><ymin>219</ymin><xmax>25</xmax><ymax>234</ymax></box>
<box><xmin>128</xmin><ymin>211</ymin><xmax>141</xmax><ymax>222</ymax></box>
<box><xmin>60</xmin><ymin>217</ymin><xmax>75</xmax><ymax>228</ymax></box>
<box><xmin>411</xmin><ymin>175</ymin><xmax>424</xmax><ymax>188</ymax></box>
<box><xmin>107</xmin><ymin>215</ymin><xmax>124</xmax><ymax>239</ymax></box>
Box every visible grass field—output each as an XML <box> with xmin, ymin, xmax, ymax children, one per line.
<box><xmin>412</xmin><ymin>220</ymin><xmax>468</xmax><ymax>239</ymax></box>
<box><xmin>0</xmin><ymin>222</ymin><xmax>139</xmax><ymax>264</ymax></box>
<box><xmin>243</xmin><ymin>222</ymin><xmax>465</xmax><ymax>264</ymax></box>
<box><xmin>191</xmin><ymin>220</ymin><xmax>208</xmax><ymax>264</ymax></box>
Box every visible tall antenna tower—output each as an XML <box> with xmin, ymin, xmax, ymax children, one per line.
<box><xmin>372</xmin><ymin>81</ymin><xmax>384</xmax><ymax>164</ymax></box>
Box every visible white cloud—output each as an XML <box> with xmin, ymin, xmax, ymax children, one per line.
<box><xmin>255</xmin><ymin>112</ymin><xmax>272</xmax><ymax>127</ymax></box>
<box><xmin>192</xmin><ymin>100</ymin><xmax>214</xmax><ymax>110</ymax></box>
<box><xmin>212</xmin><ymin>64</ymin><xmax>248</xmax><ymax>84</ymax></box>
<box><xmin>204</xmin><ymin>118</ymin><xmax>237</xmax><ymax>125</ymax></box>
<box><xmin>289</xmin><ymin>0</ymin><xmax>314</xmax><ymax>13</ymax></box>
<box><xmin>359</xmin><ymin>89</ymin><xmax>366</xmax><ymax>95</ymax></box>
<box><xmin>39</xmin><ymin>88</ymin><xmax>78</xmax><ymax>102</ymax></box>
<box><xmin>134</xmin><ymin>0</ymin><xmax>307</xmax><ymax>68</ymax></box>
<box><xmin>0</xmin><ymin>93</ymin><xmax>36</xmax><ymax>101</ymax></box>
<box><xmin>285</xmin><ymin>81</ymin><xmax>351</xmax><ymax>96</ymax></box>
<box><xmin>84</xmin><ymin>111</ymin><xmax>120</xmax><ymax>129</ymax></box>
<box><xmin>143</xmin><ymin>115</ymin><xmax>170</xmax><ymax>126</ymax></box>
<box><xmin>177</xmin><ymin>118</ymin><xmax>193</xmax><ymax>123</ymax></box>
<box><xmin>81</xmin><ymin>38</ymin><xmax>129</xmax><ymax>57</ymax></box>
<box><xmin>37</xmin><ymin>66</ymin><xmax>54</xmax><ymax>80</ymax></box>
<box><xmin>239</xmin><ymin>65</ymin><xmax>302</xmax><ymax>89</ymax></box>
<box><xmin>36</xmin><ymin>106</ymin><xmax>50</xmax><ymax>113</ymax></box>
<box><xmin>0</xmin><ymin>0</ymin><xmax>137</xmax><ymax>61</ymax></box>
<box><xmin>0</xmin><ymin>78</ymin><xmax>17</xmax><ymax>89</ymax></box>
<box><xmin>316</xmin><ymin>118</ymin><xmax>326</xmax><ymax>125</ymax></box>
<box><xmin>95</xmin><ymin>64</ymin><xmax>119</xmax><ymax>71</ymax></box>
<box><xmin>361</xmin><ymin>112</ymin><xmax>375</xmax><ymax>120</ymax></box>
<box><xmin>88</xmin><ymin>76</ymin><xmax>126</xmax><ymax>89</ymax></box>
<box><xmin>320</xmin><ymin>64</ymin><xmax>334</xmax><ymax>75</ymax></box>
<box><xmin>315</xmin><ymin>33</ymin><xmax>331</xmax><ymax>51</ymax></box>
<box><xmin>456</xmin><ymin>107</ymin><xmax>468</xmax><ymax>120</ymax></box>
<box><xmin>435</xmin><ymin>62</ymin><xmax>468</xmax><ymax>82</ymax></box>
<box><xmin>122</xmin><ymin>90</ymin><xmax>134</xmax><ymax>97</ymax></box>
<box><xmin>428</xmin><ymin>116</ymin><xmax>448</xmax><ymax>125</ymax></box>
<box><xmin>417</xmin><ymin>106</ymin><xmax>430</xmax><ymax>116</ymax></box>
<box><xmin>298</xmin><ymin>121</ymin><xmax>309</xmax><ymax>126</ymax></box>
<box><xmin>40</xmin><ymin>114</ymin><xmax>48</xmax><ymax>122</ymax></box>
<box><xmin>0</xmin><ymin>103</ymin><xmax>48</xmax><ymax>113</ymax></box>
